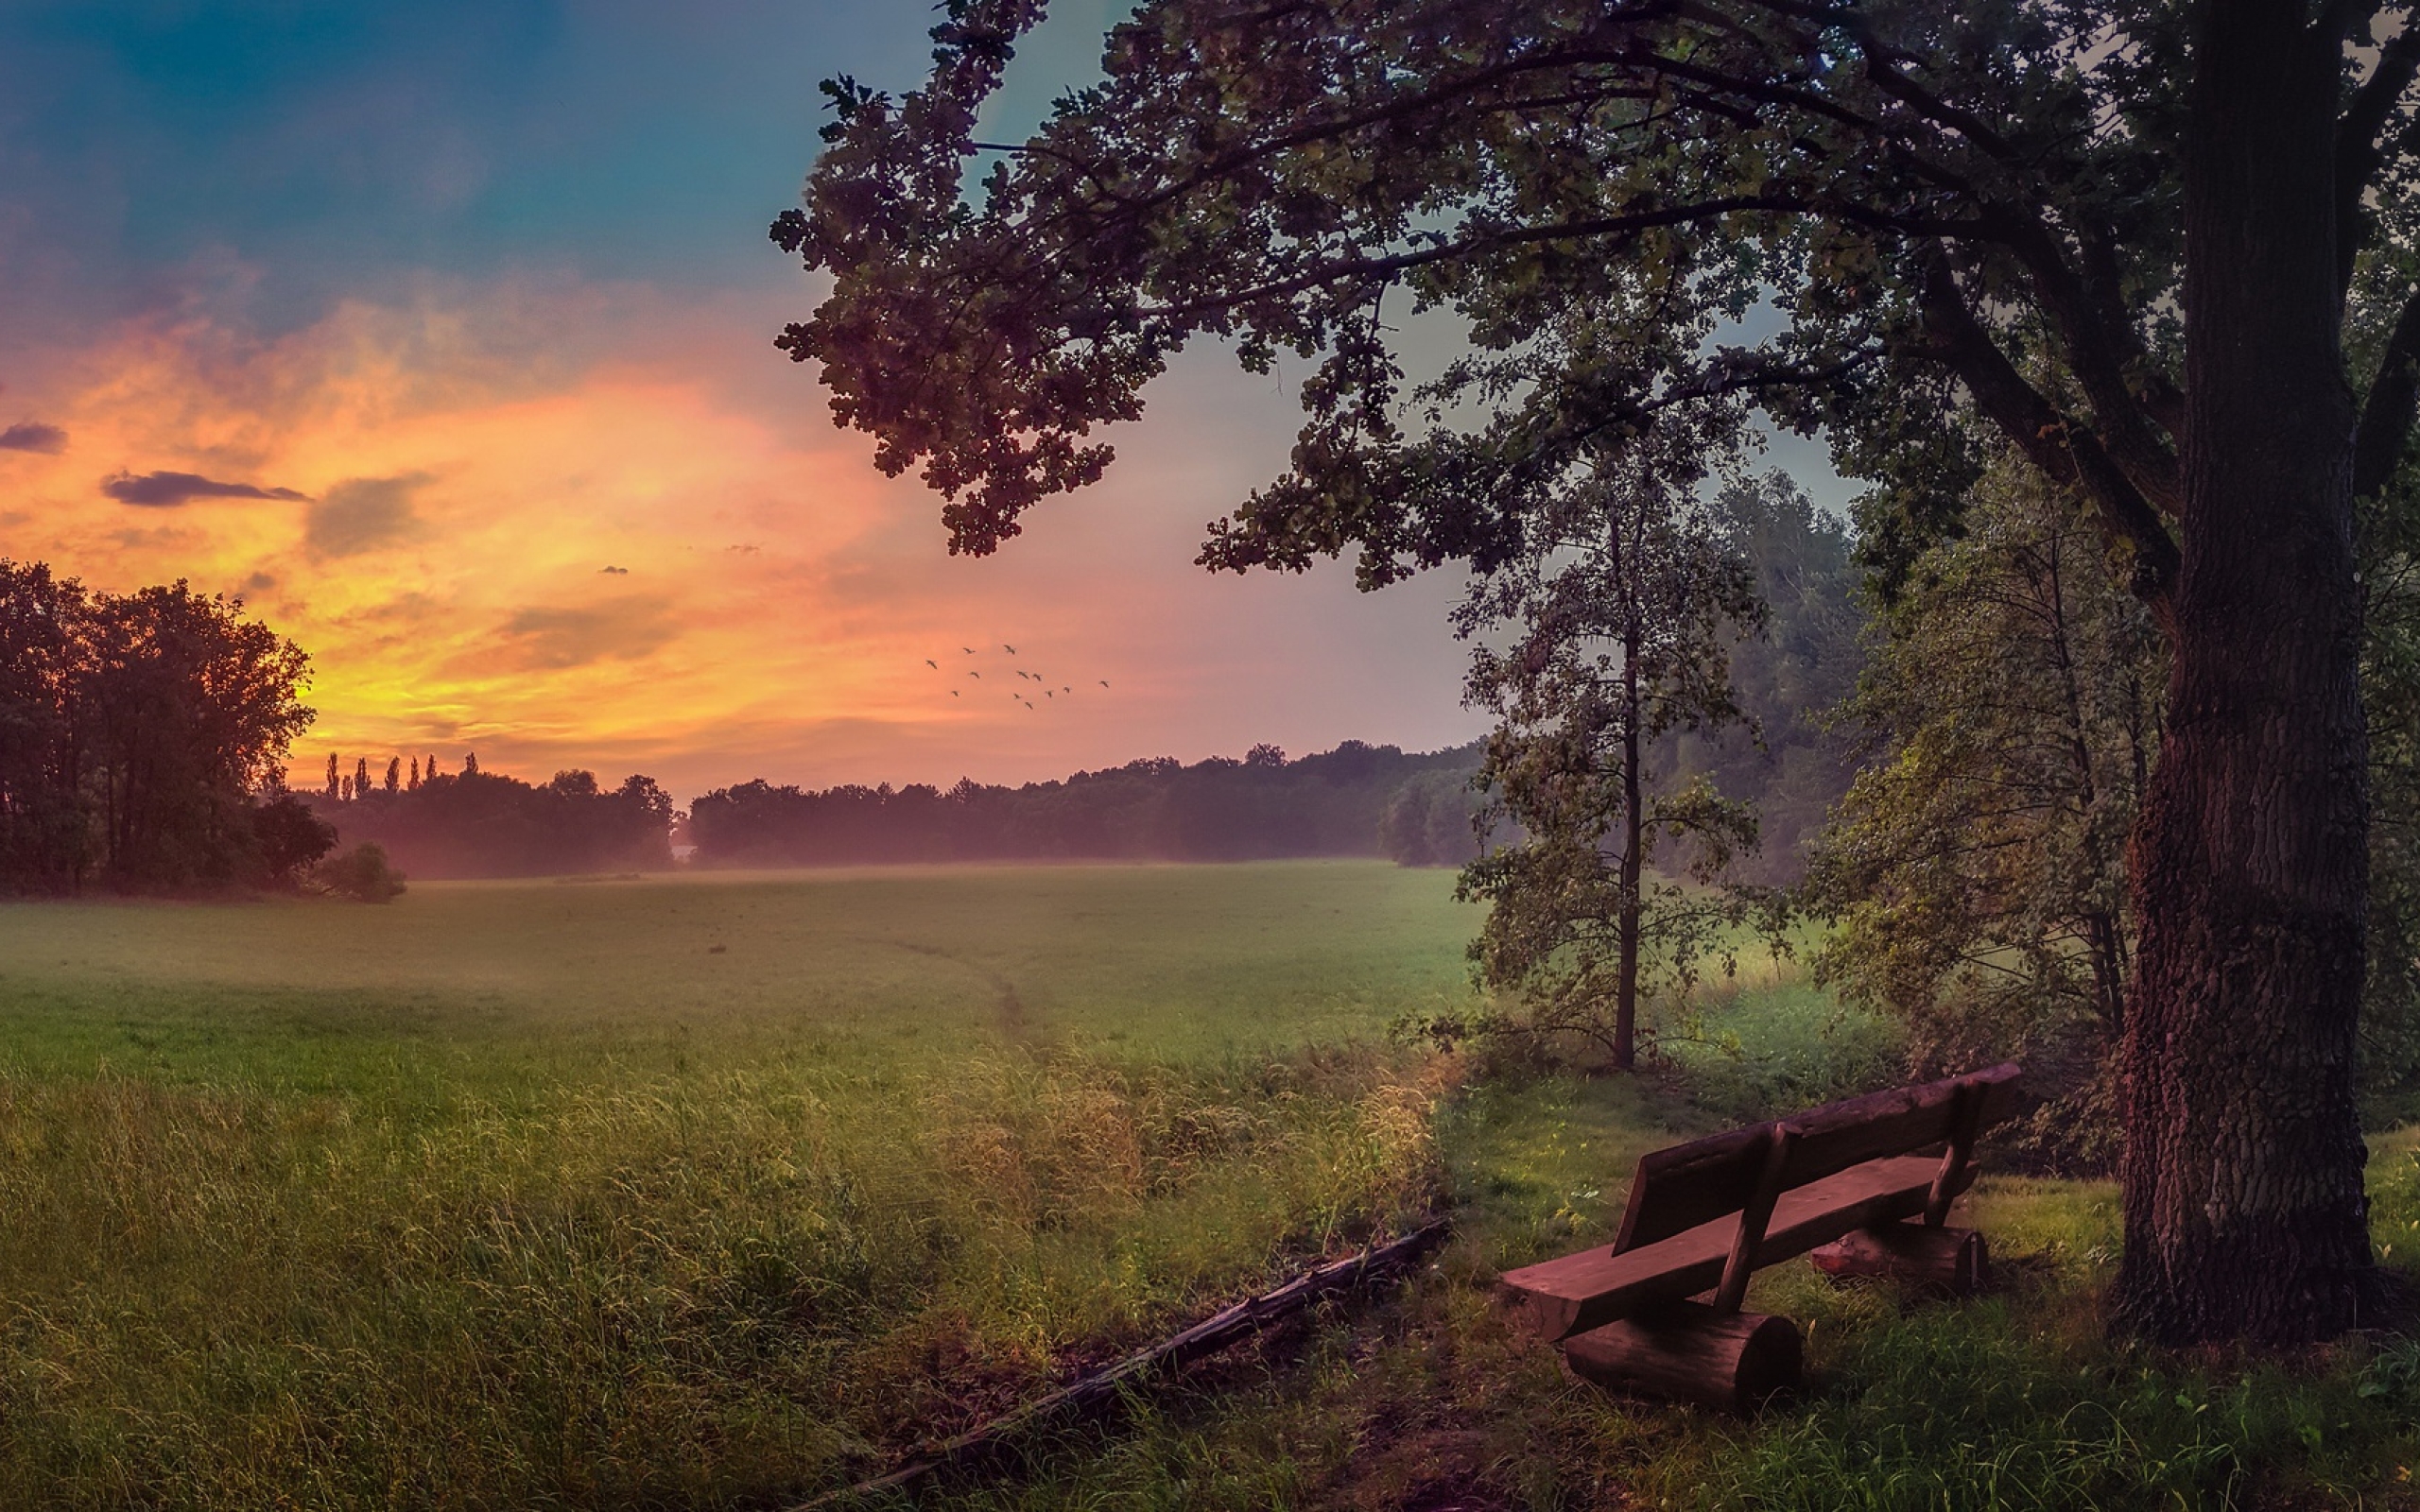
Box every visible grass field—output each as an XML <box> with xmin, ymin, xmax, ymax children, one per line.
<box><xmin>6</xmin><ymin>862</ymin><xmax>2420</xmax><ymax>1510</ymax></box>
<box><xmin>0</xmin><ymin>863</ymin><xmax>1479</xmax><ymax>1508</ymax></box>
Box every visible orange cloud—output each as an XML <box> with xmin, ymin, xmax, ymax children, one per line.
<box><xmin>0</xmin><ymin>275</ymin><xmax>1485</xmax><ymax>797</ymax></box>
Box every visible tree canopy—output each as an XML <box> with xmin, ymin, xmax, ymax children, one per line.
<box><xmin>0</xmin><ymin>561</ymin><xmax>324</xmax><ymax>892</ymax></box>
<box><xmin>779</xmin><ymin>1</ymin><xmax>2416</xmax><ymax>593</ymax></box>
<box><xmin>781</xmin><ymin>0</ymin><xmax>2420</xmax><ymax>1345</ymax></box>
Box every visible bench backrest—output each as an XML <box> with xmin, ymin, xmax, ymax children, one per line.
<box><xmin>1612</xmin><ymin>1063</ymin><xmax>2024</xmax><ymax>1256</ymax></box>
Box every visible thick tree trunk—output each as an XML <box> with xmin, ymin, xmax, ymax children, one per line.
<box><xmin>2114</xmin><ymin>0</ymin><xmax>2377</xmax><ymax>1344</ymax></box>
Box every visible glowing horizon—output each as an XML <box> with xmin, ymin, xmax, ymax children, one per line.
<box><xmin>0</xmin><ymin>5</ymin><xmax>1510</xmax><ymax>801</ymax></box>
<box><xmin>2</xmin><ymin>271</ymin><xmax>1484</xmax><ymax>802</ymax></box>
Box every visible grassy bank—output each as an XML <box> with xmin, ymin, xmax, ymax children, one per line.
<box><xmin>4</xmin><ymin>861</ymin><xmax>2419</xmax><ymax>1509</ymax></box>
<box><xmin>895</xmin><ymin>1097</ymin><xmax>2420</xmax><ymax>1512</ymax></box>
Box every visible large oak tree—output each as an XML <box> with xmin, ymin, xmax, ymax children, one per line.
<box><xmin>777</xmin><ymin>0</ymin><xmax>2420</xmax><ymax>1344</ymax></box>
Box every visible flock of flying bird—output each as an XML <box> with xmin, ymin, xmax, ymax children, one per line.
<box><xmin>924</xmin><ymin>644</ymin><xmax>1109</xmax><ymax>711</ymax></box>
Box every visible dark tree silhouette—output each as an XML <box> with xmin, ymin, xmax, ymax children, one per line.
<box><xmin>312</xmin><ymin>766</ymin><xmax>676</xmax><ymax>879</ymax></box>
<box><xmin>0</xmin><ymin>563</ymin><xmax>318</xmax><ymax>891</ymax></box>
<box><xmin>688</xmin><ymin>743</ymin><xmax>1479</xmax><ymax>867</ymax></box>
<box><xmin>0</xmin><ymin>562</ymin><xmax>91</xmax><ymax>889</ymax></box>
<box><xmin>251</xmin><ymin>792</ymin><xmax>337</xmax><ymax>888</ymax></box>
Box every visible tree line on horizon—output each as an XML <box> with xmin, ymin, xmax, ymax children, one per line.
<box><xmin>306</xmin><ymin>766</ymin><xmax>676</xmax><ymax>880</ymax></box>
<box><xmin>314</xmin><ymin>747</ymin><xmax>480</xmax><ymax>803</ymax></box>
<box><xmin>688</xmin><ymin>741</ymin><xmax>1486</xmax><ymax>868</ymax></box>
<box><xmin>299</xmin><ymin>742</ymin><xmax>1492</xmax><ymax>877</ymax></box>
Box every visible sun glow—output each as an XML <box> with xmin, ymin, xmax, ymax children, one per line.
<box><xmin>4</xmin><ymin>285</ymin><xmax>1002</xmax><ymax>780</ymax></box>
<box><xmin>0</xmin><ymin>277</ymin><xmax>1479</xmax><ymax>797</ymax></box>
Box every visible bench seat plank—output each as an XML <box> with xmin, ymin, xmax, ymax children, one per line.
<box><xmin>1502</xmin><ymin>1154</ymin><xmax>1966</xmax><ymax>1341</ymax></box>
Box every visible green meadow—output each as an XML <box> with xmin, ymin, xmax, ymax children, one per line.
<box><xmin>5</xmin><ymin>861</ymin><xmax>2420</xmax><ymax>1510</ymax></box>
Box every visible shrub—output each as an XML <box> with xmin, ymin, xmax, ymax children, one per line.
<box><xmin>245</xmin><ymin>792</ymin><xmax>337</xmax><ymax>890</ymax></box>
<box><xmin>313</xmin><ymin>841</ymin><xmax>406</xmax><ymax>902</ymax></box>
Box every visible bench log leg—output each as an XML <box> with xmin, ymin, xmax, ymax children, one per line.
<box><xmin>1809</xmin><ymin>1221</ymin><xmax>1989</xmax><ymax>1297</ymax></box>
<box><xmin>1561</xmin><ymin>1300</ymin><xmax>1801</xmax><ymax>1413</ymax></box>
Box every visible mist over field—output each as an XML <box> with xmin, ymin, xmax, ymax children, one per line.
<box><xmin>14</xmin><ymin>0</ymin><xmax>2420</xmax><ymax>1506</ymax></box>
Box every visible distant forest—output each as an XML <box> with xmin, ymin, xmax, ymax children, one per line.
<box><xmin>23</xmin><ymin>482</ymin><xmax>1865</xmax><ymax>888</ymax></box>
<box><xmin>1657</xmin><ymin>481</ymin><xmax>1867</xmax><ymax>886</ymax></box>
<box><xmin>687</xmin><ymin>742</ymin><xmax>1491</xmax><ymax>868</ymax></box>
<box><xmin>306</xmin><ymin>759</ymin><xmax>676</xmax><ymax>880</ymax></box>
<box><xmin>301</xmin><ymin>742</ymin><xmax>1493</xmax><ymax>878</ymax></box>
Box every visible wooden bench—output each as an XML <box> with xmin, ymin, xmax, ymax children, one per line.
<box><xmin>1499</xmin><ymin>1063</ymin><xmax>2022</xmax><ymax>1412</ymax></box>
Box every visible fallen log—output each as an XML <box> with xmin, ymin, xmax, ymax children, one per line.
<box><xmin>792</xmin><ymin>1217</ymin><xmax>1453</xmax><ymax>1509</ymax></box>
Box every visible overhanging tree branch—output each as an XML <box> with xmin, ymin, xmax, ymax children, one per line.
<box><xmin>2335</xmin><ymin>14</ymin><xmax>2420</xmax><ymax>290</ymax></box>
<box><xmin>1990</xmin><ymin>214</ymin><xmax>2186</xmax><ymax>515</ymax></box>
<box><xmin>1128</xmin><ymin>198</ymin><xmax>1985</xmax><ymax>323</ymax></box>
<box><xmin>2356</xmin><ymin>283</ymin><xmax>2420</xmax><ymax>500</ymax></box>
<box><xmin>1916</xmin><ymin>254</ymin><xmax>2180</xmax><ymax>629</ymax></box>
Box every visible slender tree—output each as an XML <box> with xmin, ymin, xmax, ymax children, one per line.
<box><xmin>384</xmin><ymin>757</ymin><xmax>400</xmax><ymax>795</ymax></box>
<box><xmin>1458</xmin><ymin>464</ymin><xmax>1764</xmax><ymax>1070</ymax></box>
<box><xmin>325</xmin><ymin>752</ymin><xmax>338</xmax><ymax>799</ymax></box>
<box><xmin>779</xmin><ymin>0</ymin><xmax>2420</xmax><ymax>1345</ymax></box>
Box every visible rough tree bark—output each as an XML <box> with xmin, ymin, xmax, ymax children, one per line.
<box><xmin>2114</xmin><ymin>0</ymin><xmax>2380</xmax><ymax>1343</ymax></box>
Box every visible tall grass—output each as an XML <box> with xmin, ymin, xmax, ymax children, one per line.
<box><xmin>0</xmin><ymin>1047</ymin><xmax>1448</xmax><ymax>1507</ymax></box>
<box><xmin>0</xmin><ymin>864</ymin><xmax>1471</xmax><ymax>1508</ymax></box>
<box><xmin>1698</xmin><ymin>1299</ymin><xmax>2420</xmax><ymax>1511</ymax></box>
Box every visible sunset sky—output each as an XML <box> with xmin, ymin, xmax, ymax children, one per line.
<box><xmin>0</xmin><ymin>3</ymin><xmax>1836</xmax><ymax>799</ymax></box>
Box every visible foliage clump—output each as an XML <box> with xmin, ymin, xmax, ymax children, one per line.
<box><xmin>1815</xmin><ymin>447</ymin><xmax>2420</xmax><ymax>1167</ymax></box>
<box><xmin>1811</xmin><ymin>461</ymin><xmax>2160</xmax><ymax>1172</ymax></box>
<box><xmin>0</xmin><ymin>559</ymin><xmax>320</xmax><ymax>893</ymax></box>
<box><xmin>313</xmin><ymin>841</ymin><xmax>407</xmax><ymax>903</ymax></box>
